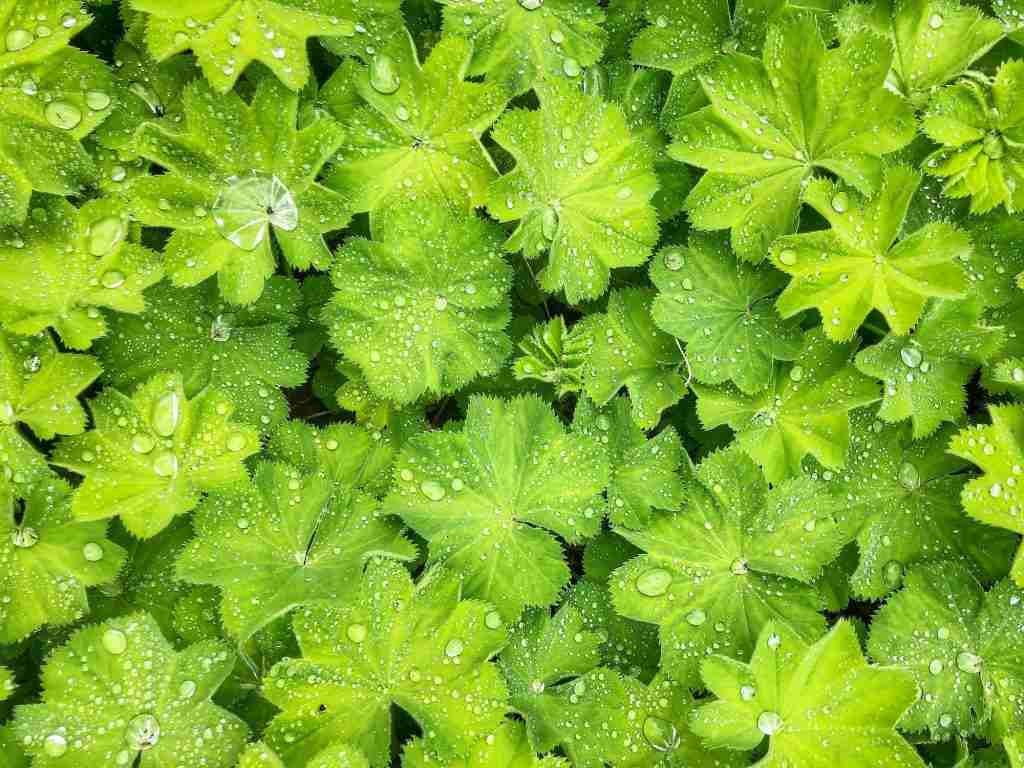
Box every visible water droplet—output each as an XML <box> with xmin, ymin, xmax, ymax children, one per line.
<box><xmin>485</xmin><ymin>611</ymin><xmax>502</xmax><ymax>629</ymax></box>
<box><xmin>43</xmin><ymin>734</ymin><xmax>67</xmax><ymax>757</ymax></box>
<box><xmin>11</xmin><ymin>527</ymin><xmax>38</xmax><ymax>548</ymax></box>
<box><xmin>583</xmin><ymin>147</ymin><xmax>599</xmax><ymax>164</ymax></box>
<box><xmin>226</xmin><ymin>433</ymin><xmax>247</xmax><ymax>452</ymax></box>
<box><xmin>686</xmin><ymin>608</ymin><xmax>707</xmax><ymax>626</ymax></box>
<box><xmin>642</xmin><ymin>715</ymin><xmax>680</xmax><ymax>752</ymax></box>
<box><xmin>883</xmin><ymin>559</ymin><xmax>904</xmax><ymax>587</ymax></box>
<box><xmin>939</xmin><ymin>713</ymin><xmax>953</xmax><ymax>728</ymax></box>
<box><xmin>5</xmin><ymin>29</ymin><xmax>33</xmax><ymax>52</ymax></box>
<box><xmin>347</xmin><ymin>623</ymin><xmax>367</xmax><ymax>643</ymax></box>
<box><xmin>85</xmin><ymin>91</ymin><xmax>111</xmax><ymax>111</ymax></box>
<box><xmin>124</xmin><ymin>714</ymin><xmax>161</xmax><ymax>750</ymax></box>
<box><xmin>212</xmin><ymin>173</ymin><xmax>298</xmax><ymax>251</ymax></box>
<box><xmin>44</xmin><ymin>101</ymin><xmax>82</xmax><ymax>130</ymax></box>
<box><xmin>730</xmin><ymin>559</ymin><xmax>748</xmax><ymax>575</ymax></box>
<box><xmin>900</xmin><ymin>345</ymin><xmax>922</xmax><ymax>368</ymax></box>
<box><xmin>762</xmin><ymin>149</ymin><xmax>774</xmax><ymax>160</ymax></box>
<box><xmin>788</xmin><ymin>365</ymin><xmax>804</xmax><ymax>382</ymax></box>
<box><xmin>830</xmin><ymin>192</ymin><xmax>849</xmax><ymax>213</ymax></box>
<box><xmin>663</xmin><ymin>250</ymin><xmax>684</xmax><ymax>271</ymax></box>
<box><xmin>740</xmin><ymin>685</ymin><xmax>756</xmax><ymax>700</ymax></box>
<box><xmin>152</xmin><ymin>391</ymin><xmax>182</xmax><ymax>437</ymax></box>
<box><xmin>0</xmin><ymin>401</ymin><xmax>14</xmax><ymax>425</ymax></box>
<box><xmin>550</xmin><ymin>29</ymin><xmax>564</xmax><ymax>44</ymax></box>
<box><xmin>542</xmin><ymin>207</ymin><xmax>559</xmax><ymax>240</ymax></box>
<box><xmin>530</xmin><ymin>679</ymin><xmax>545</xmax><ymax>694</ymax></box>
<box><xmin>519</xmin><ymin>0</ymin><xmax>543</xmax><ymax>8</ymax></box>
<box><xmin>562</xmin><ymin>58</ymin><xmax>581</xmax><ymax>77</ymax></box>
<box><xmin>778</xmin><ymin>249</ymin><xmax>797</xmax><ymax>266</ymax></box>
<box><xmin>420</xmin><ymin>480</ymin><xmax>446</xmax><ymax>501</ymax></box>
<box><xmin>395</xmin><ymin>104</ymin><xmax>410</xmax><ymax>121</ymax></box>
<box><xmin>152</xmin><ymin>452</ymin><xmax>179</xmax><ymax>478</ymax></box>
<box><xmin>758</xmin><ymin>711</ymin><xmax>783</xmax><ymax>736</ymax></box>
<box><xmin>636</xmin><ymin>568</ymin><xmax>671</xmax><ymax>596</ymax></box>
<box><xmin>325</xmin><ymin>439</ymin><xmax>339</xmax><ymax>451</ymax></box>
<box><xmin>991</xmin><ymin>482</ymin><xmax>1003</xmax><ymax>498</ymax></box>
<box><xmin>368</xmin><ymin>54</ymin><xmax>400</xmax><ymax>94</ymax></box>
<box><xmin>132</xmin><ymin>434</ymin><xmax>155</xmax><ymax>454</ymax></box>
<box><xmin>956</xmin><ymin>651</ymin><xmax>982</xmax><ymax>674</ymax></box>
<box><xmin>179</xmin><ymin>680</ymin><xmax>197</xmax><ymax>699</ymax></box>
<box><xmin>929</xmin><ymin>659</ymin><xmax>943</xmax><ymax>675</ymax></box>
<box><xmin>100</xmin><ymin>270</ymin><xmax>125</xmax><ymax>289</ymax></box>
<box><xmin>83</xmin><ymin>542</ymin><xmax>104</xmax><ymax>562</ymax></box>
<box><xmin>1013</xmin><ymin>367</ymin><xmax>1024</xmax><ymax>383</ymax></box>
<box><xmin>445</xmin><ymin>638</ymin><xmax>464</xmax><ymax>657</ymax></box>
<box><xmin>88</xmin><ymin>216</ymin><xmax>125</xmax><ymax>256</ymax></box>
<box><xmin>928</xmin><ymin>12</ymin><xmax>944</xmax><ymax>28</ymax></box>
<box><xmin>271</xmin><ymin>46</ymin><xmax>285</xmax><ymax>59</ymax></box>
<box><xmin>209</xmin><ymin>314</ymin><xmax>231</xmax><ymax>342</ymax></box>
<box><xmin>898</xmin><ymin>461</ymin><xmax>920</xmax><ymax>490</ymax></box>
<box><xmin>103</xmin><ymin>628</ymin><xmax>128</xmax><ymax>655</ymax></box>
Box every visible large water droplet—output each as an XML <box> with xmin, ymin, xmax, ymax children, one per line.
<box><xmin>778</xmin><ymin>249</ymin><xmax>797</xmax><ymax>266</ymax></box>
<box><xmin>445</xmin><ymin>638</ymin><xmax>464</xmax><ymax>657</ymax></box>
<box><xmin>956</xmin><ymin>651</ymin><xmax>982</xmax><ymax>674</ymax></box>
<box><xmin>152</xmin><ymin>452</ymin><xmax>179</xmax><ymax>478</ymax></box>
<box><xmin>900</xmin><ymin>345</ymin><xmax>922</xmax><ymax>368</ymax></box>
<box><xmin>541</xmin><ymin>207</ymin><xmax>558</xmax><ymax>240</ymax></box>
<box><xmin>642</xmin><ymin>715</ymin><xmax>680</xmax><ymax>752</ymax></box>
<box><xmin>928</xmin><ymin>12</ymin><xmax>944</xmax><ymax>28</ymax></box>
<box><xmin>368</xmin><ymin>54</ymin><xmax>400</xmax><ymax>94</ymax></box>
<box><xmin>520</xmin><ymin>0</ymin><xmax>543</xmax><ymax>8</ymax></box>
<box><xmin>179</xmin><ymin>680</ymin><xmax>197</xmax><ymax>699</ymax></box>
<box><xmin>44</xmin><ymin>101</ymin><xmax>82</xmax><ymax>130</ymax></box>
<box><xmin>152</xmin><ymin>391</ymin><xmax>182</xmax><ymax>437</ymax></box>
<box><xmin>212</xmin><ymin>173</ymin><xmax>298</xmax><ymax>251</ymax></box>
<box><xmin>830</xmin><ymin>192</ymin><xmax>849</xmax><ymax>213</ymax></box>
<box><xmin>124</xmin><ymin>714</ymin><xmax>161</xmax><ymax>751</ymax></box>
<box><xmin>43</xmin><ymin>734</ymin><xmax>67</xmax><ymax>757</ymax></box>
<box><xmin>5</xmin><ymin>29</ymin><xmax>33</xmax><ymax>52</ymax></box>
<box><xmin>132</xmin><ymin>434</ymin><xmax>155</xmax><ymax>454</ymax></box>
<box><xmin>562</xmin><ymin>58</ymin><xmax>581</xmax><ymax>77</ymax></box>
<box><xmin>85</xmin><ymin>90</ymin><xmax>112</xmax><ymax>111</ymax></box>
<box><xmin>100</xmin><ymin>270</ymin><xmax>125</xmax><ymax>289</ymax></box>
<box><xmin>103</xmin><ymin>628</ymin><xmax>128</xmax><ymax>655</ymax></box>
<box><xmin>88</xmin><ymin>216</ymin><xmax>125</xmax><ymax>256</ymax></box>
<box><xmin>420</xmin><ymin>480</ymin><xmax>446</xmax><ymax>501</ymax></box>
<box><xmin>686</xmin><ymin>608</ymin><xmax>707</xmax><ymax>626</ymax></box>
<box><xmin>347</xmin><ymin>623</ymin><xmax>367</xmax><ymax>643</ymax></box>
<box><xmin>0</xmin><ymin>401</ymin><xmax>14</xmax><ymax>425</ymax></box>
<box><xmin>83</xmin><ymin>542</ymin><xmax>104</xmax><ymax>562</ymax></box>
<box><xmin>210</xmin><ymin>314</ymin><xmax>232</xmax><ymax>342</ymax></box>
<box><xmin>898</xmin><ymin>461</ymin><xmax>920</xmax><ymax>490</ymax></box>
<box><xmin>485</xmin><ymin>611</ymin><xmax>502</xmax><ymax>629</ymax></box>
<box><xmin>757</xmin><ymin>711</ymin><xmax>783</xmax><ymax>736</ymax></box>
<box><xmin>883</xmin><ymin>559</ymin><xmax>904</xmax><ymax>587</ymax></box>
<box><xmin>226</xmin><ymin>433</ymin><xmax>247</xmax><ymax>452</ymax></box>
<box><xmin>636</xmin><ymin>568</ymin><xmax>671</xmax><ymax>596</ymax></box>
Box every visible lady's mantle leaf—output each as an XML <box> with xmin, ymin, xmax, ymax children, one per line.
<box><xmin>176</xmin><ymin>461</ymin><xmax>415</xmax><ymax>642</ymax></box>
<box><xmin>770</xmin><ymin>166</ymin><xmax>969</xmax><ymax>341</ymax></box>
<box><xmin>13</xmin><ymin>611</ymin><xmax>248</xmax><ymax>767</ymax></box>
<box><xmin>436</xmin><ymin>0</ymin><xmax>606</xmax><ymax>96</ymax></box>
<box><xmin>487</xmin><ymin>81</ymin><xmax>660</xmax><ymax>304</ymax></box>
<box><xmin>870</xmin><ymin>563</ymin><xmax>1024</xmax><ymax>739</ymax></box>
<box><xmin>855</xmin><ymin>299</ymin><xmax>1004</xmax><ymax>438</ymax></box>
<box><xmin>651</xmin><ymin>232</ymin><xmax>802</xmax><ymax>395</ymax></box>
<box><xmin>324</xmin><ymin>32</ymin><xmax>508</xmax><ymax>216</ymax></box>
<box><xmin>0</xmin><ymin>475</ymin><xmax>125</xmax><ymax>644</ymax></box>
<box><xmin>0</xmin><ymin>3</ymin><xmax>112</xmax><ymax>227</ymax></box>
<box><xmin>670</xmin><ymin>12</ymin><xmax>916</xmax><ymax>261</ymax></box>
<box><xmin>322</xmin><ymin>201</ymin><xmax>513</xmax><ymax>406</ymax></box>
<box><xmin>96</xmin><ymin>276</ymin><xmax>307</xmax><ymax>433</ymax></box>
<box><xmin>404</xmin><ymin>720</ymin><xmax>565</xmax><ymax>768</ymax></box>
<box><xmin>239</xmin><ymin>740</ymin><xmax>370</xmax><ymax>768</ymax></box>
<box><xmin>0</xmin><ymin>196</ymin><xmax>163</xmax><ymax>349</ymax></box>
<box><xmin>950</xmin><ymin>404</ymin><xmax>1024</xmax><ymax>587</ymax></box>
<box><xmin>804</xmin><ymin>411</ymin><xmax>1015</xmax><ymax>600</ymax></box>
<box><xmin>128</xmin><ymin>75</ymin><xmax>350</xmax><ymax>305</ymax></box>
<box><xmin>583</xmin><ymin>288</ymin><xmax>687</xmax><ymax>430</ymax></box>
<box><xmin>611</xmin><ymin>446</ymin><xmax>853</xmax><ymax>684</ymax></box>
<box><xmin>691</xmin><ymin>621</ymin><xmax>924</xmax><ymax>768</ymax></box>
<box><xmin>127</xmin><ymin>0</ymin><xmax>385</xmax><ymax>93</ymax></box>
<box><xmin>385</xmin><ymin>395</ymin><xmax>607</xmax><ymax>619</ymax></box>
<box><xmin>695</xmin><ymin>328</ymin><xmax>878</xmax><ymax>483</ymax></box>
<box><xmin>53</xmin><ymin>372</ymin><xmax>259</xmax><ymax>539</ymax></box>
<box><xmin>263</xmin><ymin>559</ymin><xmax>508</xmax><ymax>767</ymax></box>
<box><xmin>573</xmin><ymin>397</ymin><xmax>686</xmax><ymax>529</ymax></box>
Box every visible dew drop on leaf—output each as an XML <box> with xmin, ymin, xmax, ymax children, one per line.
<box><xmin>88</xmin><ymin>217</ymin><xmax>125</xmax><ymax>256</ymax></box>
<box><xmin>347</xmin><ymin>623</ymin><xmax>367</xmax><ymax>643</ymax></box>
<box><xmin>131</xmin><ymin>434</ymin><xmax>155</xmax><ymax>454</ymax></box>
<box><xmin>757</xmin><ymin>711</ymin><xmax>784</xmax><ymax>736</ymax></box>
<box><xmin>445</xmin><ymin>638</ymin><xmax>464</xmax><ymax>657</ymax></box>
<box><xmin>152</xmin><ymin>391</ymin><xmax>182</xmax><ymax>437</ymax></box>
<box><xmin>778</xmin><ymin>249</ymin><xmax>797</xmax><ymax>266</ymax></box>
<box><xmin>956</xmin><ymin>651</ymin><xmax>982</xmax><ymax>674</ymax></box>
<box><xmin>102</xmin><ymin>628</ymin><xmax>128</xmax><ymax>655</ymax></box>
<box><xmin>830</xmin><ymin>192</ymin><xmax>849</xmax><ymax>213</ymax></box>
<box><xmin>5</xmin><ymin>28</ymin><xmax>32</xmax><ymax>52</ymax></box>
<box><xmin>642</xmin><ymin>715</ymin><xmax>680</xmax><ymax>752</ymax></box>
<box><xmin>636</xmin><ymin>568</ymin><xmax>671</xmax><ymax>596</ymax></box>
<box><xmin>43</xmin><ymin>733</ymin><xmax>67</xmax><ymax>757</ymax></box>
<box><xmin>124</xmin><ymin>714</ymin><xmax>161</xmax><ymax>750</ymax></box>
<box><xmin>898</xmin><ymin>461</ymin><xmax>920</xmax><ymax>490</ymax></box>
<box><xmin>44</xmin><ymin>101</ymin><xmax>82</xmax><ymax>130</ymax></box>
<box><xmin>420</xmin><ymin>480</ymin><xmax>446</xmax><ymax>501</ymax></box>
<box><xmin>212</xmin><ymin>173</ymin><xmax>299</xmax><ymax>251</ymax></box>
<box><xmin>82</xmin><ymin>542</ymin><xmax>104</xmax><ymax>562</ymax></box>
<box><xmin>369</xmin><ymin>54</ymin><xmax>401</xmax><ymax>94</ymax></box>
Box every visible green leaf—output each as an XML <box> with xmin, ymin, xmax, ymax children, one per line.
<box><xmin>263</xmin><ymin>558</ymin><xmax>508</xmax><ymax>767</ymax></box>
<box><xmin>13</xmin><ymin>611</ymin><xmax>248</xmax><ymax>767</ymax></box>
<box><xmin>691</xmin><ymin>621</ymin><xmax>924</xmax><ymax>768</ymax></box>
<box><xmin>573</xmin><ymin>397</ymin><xmax>687</xmax><ymax>529</ymax></box>
<box><xmin>322</xmin><ymin>200</ymin><xmax>513</xmax><ymax>405</ymax></box>
<box><xmin>961</xmin><ymin>213</ymin><xmax>1024</xmax><ymax>309</ymax></box>
<box><xmin>921</xmin><ymin>62</ymin><xmax>1024</xmax><ymax>215</ymax></box>
<box><xmin>128</xmin><ymin>0</ymin><xmax>388</xmax><ymax>92</ymax></box>
<box><xmin>128</xmin><ymin>76</ymin><xmax>350</xmax><ymax>304</ymax></box>
<box><xmin>0</xmin><ymin>196</ymin><xmax>163</xmax><ymax>349</ymax></box>
<box><xmin>611</xmin><ymin>446</ymin><xmax>852</xmax><ymax>684</ymax></box>
<box><xmin>670</xmin><ymin>12</ymin><xmax>916</xmax><ymax>261</ymax></box>
<box><xmin>487</xmin><ymin>81</ymin><xmax>660</xmax><ymax>303</ymax></box>
<box><xmin>995</xmin><ymin>0</ymin><xmax>1024</xmax><ymax>44</ymax></box>
<box><xmin>805</xmin><ymin>410</ymin><xmax>1015</xmax><ymax>600</ymax></box>
<box><xmin>650</xmin><ymin>232</ymin><xmax>802</xmax><ymax>394</ymax></box>
<box><xmin>0</xmin><ymin>5</ymin><xmax>114</xmax><ymax>226</ymax></box>
<box><xmin>583</xmin><ymin>288</ymin><xmax>688</xmax><ymax>430</ymax></box>
<box><xmin>436</xmin><ymin>0</ymin><xmax>607</xmax><ymax>95</ymax></box>
<box><xmin>870</xmin><ymin>563</ymin><xmax>1024</xmax><ymax>739</ymax></box>
<box><xmin>177</xmin><ymin>461</ymin><xmax>415</xmax><ymax>642</ymax></box>
<box><xmin>238</xmin><ymin>740</ymin><xmax>370</xmax><ymax>768</ymax></box>
<box><xmin>385</xmin><ymin>394</ymin><xmax>606</xmax><ymax>618</ymax></box>
<box><xmin>95</xmin><ymin>276</ymin><xmax>307</xmax><ymax>433</ymax></box>
<box><xmin>838</xmin><ymin>0</ymin><xmax>1004</xmax><ymax>106</ymax></box>
<box><xmin>771</xmin><ymin>166</ymin><xmax>969</xmax><ymax>340</ymax></box>
<box><xmin>52</xmin><ymin>372</ymin><xmax>260</xmax><ymax>538</ymax></box>
<box><xmin>855</xmin><ymin>299</ymin><xmax>1004</xmax><ymax>437</ymax></box>
<box><xmin>0</xmin><ymin>475</ymin><xmax>125</xmax><ymax>643</ymax></box>
<box><xmin>949</xmin><ymin>404</ymin><xmax>1024</xmax><ymax>587</ymax></box>
<box><xmin>403</xmin><ymin>720</ymin><xmax>565</xmax><ymax>768</ymax></box>
<box><xmin>513</xmin><ymin>315</ymin><xmax>592</xmax><ymax>397</ymax></box>
<box><xmin>324</xmin><ymin>31</ymin><xmax>508</xmax><ymax>216</ymax></box>
<box><xmin>695</xmin><ymin>328</ymin><xmax>879</xmax><ymax>483</ymax></box>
